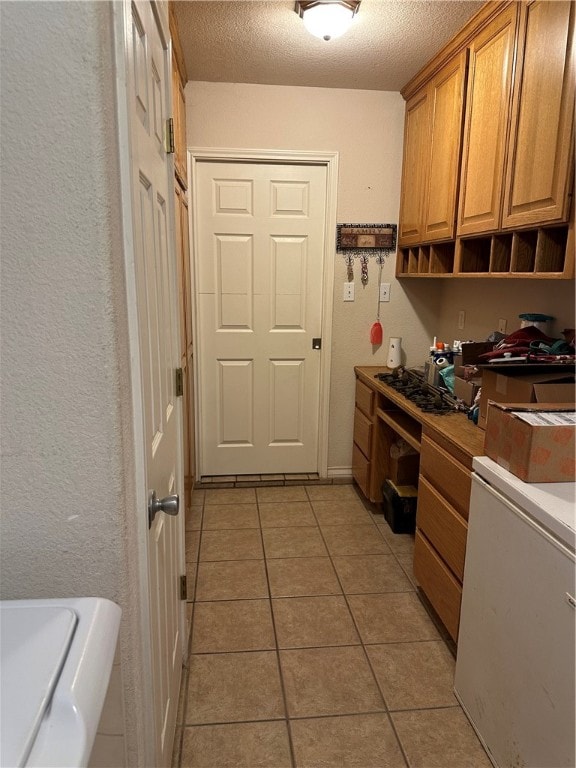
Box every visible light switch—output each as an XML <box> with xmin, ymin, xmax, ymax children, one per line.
<box><xmin>343</xmin><ymin>282</ymin><xmax>355</xmax><ymax>301</ymax></box>
<box><xmin>380</xmin><ymin>283</ymin><xmax>391</xmax><ymax>302</ymax></box>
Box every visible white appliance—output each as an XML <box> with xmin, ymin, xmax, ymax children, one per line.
<box><xmin>0</xmin><ymin>597</ymin><xmax>121</xmax><ymax>768</ymax></box>
<box><xmin>454</xmin><ymin>456</ymin><xmax>576</xmax><ymax>768</ymax></box>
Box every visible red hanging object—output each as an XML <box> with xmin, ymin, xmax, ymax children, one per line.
<box><xmin>370</xmin><ymin>259</ymin><xmax>383</xmax><ymax>345</ymax></box>
<box><xmin>370</xmin><ymin>320</ymin><xmax>383</xmax><ymax>344</ymax></box>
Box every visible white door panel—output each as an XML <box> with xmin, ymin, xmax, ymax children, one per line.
<box><xmin>124</xmin><ymin>2</ymin><xmax>183</xmax><ymax>765</ymax></box>
<box><xmin>195</xmin><ymin>161</ymin><xmax>327</xmax><ymax>475</ymax></box>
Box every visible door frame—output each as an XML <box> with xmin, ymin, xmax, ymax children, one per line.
<box><xmin>189</xmin><ymin>148</ymin><xmax>338</xmax><ymax>479</ymax></box>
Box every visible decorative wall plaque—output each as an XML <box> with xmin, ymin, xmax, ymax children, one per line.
<box><xmin>336</xmin><ymin>223</ymin><xmax>397</xmax><ymax>259</ymax></box>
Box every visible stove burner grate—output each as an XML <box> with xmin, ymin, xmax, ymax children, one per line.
<box><xmin>375</xmin><ymin>367</ymin><xmax>462</xmax><ymax>414</ymax></box>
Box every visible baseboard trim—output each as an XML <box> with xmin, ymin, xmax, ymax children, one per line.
<box><xmin>327</xmin><ymin>467</ymin><xmax>353</xmax><ymax>478</ymax></box>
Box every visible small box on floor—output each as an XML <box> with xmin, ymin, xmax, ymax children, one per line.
<box><xmin>381</xmin><ymin>479</ymin><xmax>418</xmax><ymax>533</ymax></box>
<box><xmin>389</xmin><ymin>439</ymin><xmax>420</xmax><ymax>485</ymax></box>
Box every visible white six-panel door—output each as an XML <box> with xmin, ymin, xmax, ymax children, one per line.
<box><xmin>195</xmin><ymin>161</ymin><xmax>328</xmax><ymax>476</ymax></box>
<box><xmin>125</xmin><ymin>2</ymin><xmax>182</xmax><ymax>765</ymax></box>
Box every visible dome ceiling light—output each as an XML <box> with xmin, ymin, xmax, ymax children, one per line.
<box><xmin>295</xmin><ymin>0</ymin><xmax>361</xmax><ymax>41</ymax></box>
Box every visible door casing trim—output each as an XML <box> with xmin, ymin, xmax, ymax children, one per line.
<box><xmin>189</xmin><ymin>148</ymin><xmax>338</xmax><ymax>479</ymax></box>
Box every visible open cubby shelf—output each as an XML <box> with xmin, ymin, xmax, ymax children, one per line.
<box><xmin>397</xmin><ymin>241</ymin><xmax>456</xmax><ymax>277</ymax></box>
<box><xmin>397</xmin><ymin>224</ymin><xmax>572</xmax><ymax>278</ymax></box>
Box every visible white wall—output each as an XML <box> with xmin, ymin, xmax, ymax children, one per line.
<box><xmin>0</xmin><ymin>3</ymin><xmax>145</xmax><ymax>764</ymax></box>
<box><xmin>185</xmin><ymin>81</ymin><xmax>442</xmax><ymax>471</ymax></box>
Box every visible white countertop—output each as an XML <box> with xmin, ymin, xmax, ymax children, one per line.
<box><xmin>473</xmin><ymin>456</ymin><xmax>576</xmax><ymax>551</ymax></box>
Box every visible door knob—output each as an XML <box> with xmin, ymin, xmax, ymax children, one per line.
<box><xmin>148</xmin><ymin>491</ymin><xmax>180</xmax><ymax>527</ymax></box>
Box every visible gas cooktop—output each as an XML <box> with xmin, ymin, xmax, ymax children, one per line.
<box><xmin>375</xmin><ymin>367</ymin><xmax>463</xmax><ymax>415</ymax></box>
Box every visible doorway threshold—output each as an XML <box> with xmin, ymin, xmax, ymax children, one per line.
<box><xmin>195</xmin><ymin>473</ymin><xmax>353</xmax><ymax>490</ymax></box>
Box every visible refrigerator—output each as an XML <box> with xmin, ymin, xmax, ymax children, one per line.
<box><xmin>454</xmin><ymin>456</ymin><xmax>576</xmax><ymax>768</ymax></box>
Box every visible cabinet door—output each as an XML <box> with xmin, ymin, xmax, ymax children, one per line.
<box><xmin>398</xmin><ymin>89</ymin><xmax>431</xmax><ymax>246</ymax></box>
<box><xmin>502</xmin><ymin>1</ymin><xmax>575</xmax><ymax>229</ymax></box>
<box><xmin>171</xmin><ymin>51</ymin><xmax>187</xmax><ymax>186</ymax></box>
<box><xmin>423</xmin><ymin>51</ymin><xmax>467</xmax><ymax>242</ymax></box>
<box><xmin>175</xmin><ymin>75</ymin><xmax>187</xmax><ymax>186</ymax></box>
<box><xmin>458</xmin><ymin>5</ymin><xmax>518</xmax><ymax>236</ymax></box>
<box><xmin>175</xmin><ymin>186</ymin><xmax>194</xmax><ymax>503</ymax></box>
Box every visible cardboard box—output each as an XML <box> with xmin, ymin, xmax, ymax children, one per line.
<box><xmin>453</xmin><ymin>341</ymin><xmax>494</xmax><ymax>367</ymax></box>
<box><xmin>454</xmin><ymin>375</ymin><xmax>482</xmax><ymax>406</ymax></box>
<box><xmin>389</xmin><ymin>453</ymin><xmax>420</xmax><ymax>485</ymax></box>
<box><xmin>484</xmin><ymin>402</ymin><xmax>576</xmax><ymax>482</ymax></box>
<box><xmin>453</xmin><ymin>365</ymin><xmax>482</xmax><ymax>406</ymax></box>
<box><xmin>478</xmin><ymin>369</ymin><xmax>576</xmax><ymax>428</ymax></box>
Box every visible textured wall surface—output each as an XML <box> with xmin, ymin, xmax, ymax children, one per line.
<box><xmin>0</xmin><ymin>2</ymin><xmax>142</xmax><ymax>763</ymax></box>
<box><xmin>185</xmin><ymin>81</ymin><xmax>443</xmax><ymax>471</ymax></box>
<box><xmin>433</xmin><ymin>278</ymin><xmax>576</xmax><ymax>346</ymax></box>
<box><xmin>0</xmin><ymin>0</ymin><xmax>128</xmax><ymax>598</ymax></box>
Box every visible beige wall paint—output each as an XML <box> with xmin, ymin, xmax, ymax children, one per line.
<box><xmin>185</xmin><ymin>81</ymin><xmax>443</xmax><ymax>471</ymax></box>
<box><xmin>433</xmin><ymin>279</ymin><xmax>575</xmax><ymax>345</ymax></box>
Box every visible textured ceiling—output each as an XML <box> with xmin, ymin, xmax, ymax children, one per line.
<box><xmin>173</xmin><ymin>0</ymin><xmax>484</xmax><ymax>91</ymax></box>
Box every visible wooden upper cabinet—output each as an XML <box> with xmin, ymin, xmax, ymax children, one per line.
<box><xmin>502</xmin><ymin>1</ymin><xmax>575</xmax><ymax>230</ymax></box>
<box><xmin>423</xmin><ymin>51</ymin><xmax>468</xmax><ymax>242</ymax></box>
<box><xmin>398</xmin><ymin>89</ymin><xmax>431</xmax><ymax>246</ymax></box>
<box><xmin>457</xmin><ymin>4</ymin><xmax>518</xmax><ymax>236</ymax></box>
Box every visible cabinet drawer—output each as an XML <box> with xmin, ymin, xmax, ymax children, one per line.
<box><xmin>352</xmin><ymin>443</ymin><xmax>370</xmax><ymax>498</ymax></box>
<box><xmin>414</xmin><ymin>530</ymin><xmax>462</xmax><ymax>642</ymax></box>
<box><xmin>419</xmin><ymin>435</ymin><xmax>471</xmax><ymax>519</ymax></box>
<box><xmin>416</xmin><ymin>476</ymin><xmax>468</xmax><ymax>581</ymax></box>
<box><xmin>355</xmin><ymin>379</ymin><xmax>375</xmax><ymax>418</ymax></box>
<box><xmin>353</xmin><ymin>407</ymin><xmax>373</xmax><ymax>459</ymax></box>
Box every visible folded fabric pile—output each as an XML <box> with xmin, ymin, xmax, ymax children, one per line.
<box><xmin>478</xmin><ymin>325</ymin><xmax>575</xmax><ymax>362</ymax></box>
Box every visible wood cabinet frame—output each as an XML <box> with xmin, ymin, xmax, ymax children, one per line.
<box><xmin>501</xmin><ymin>0</ymin><xmax>575</xmax><ymax>230</ymax></box>
<box><xmin>397</xmin><ymin>0</ymin><xmax>575</xmax><ymax>279</ymax></box>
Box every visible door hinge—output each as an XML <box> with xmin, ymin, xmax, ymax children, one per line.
<box><xmin>180</xmin><ymin>574</ymin><xmax>187</xmax><ymax>601</ymax></box>
<box><xmin>175</xmin><ymin>367</ymin><xmax>184</xmax><ymax>397</ymax></box>
<box><xmin>312</xmin><ymin>337</ymin><xmax>322</xmax><ymax>350</ymax></box>
<box><xmin>165</xmin><ymin>117</ymin><xmax>175</xmax><ymax>154</ymax></box>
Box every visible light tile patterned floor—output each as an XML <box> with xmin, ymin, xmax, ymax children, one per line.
<box><xmin>172</xmin><ymin>484</ymin><xmax>491</xmax><ymax>768</ymax></box>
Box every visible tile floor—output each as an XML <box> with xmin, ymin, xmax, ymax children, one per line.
<box><xmin>172</xmin><ymin>484</ymin><xmax>491</xmax><ymax>768</ymax></box>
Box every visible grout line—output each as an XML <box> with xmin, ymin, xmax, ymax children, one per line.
<box><xmin>311</xmin><ymin>496</ymin><xmax>412</xmax><ymax>768</ymax></box>
<box><xmin>255</xmin><ymin>494</ymin><xmax>298</xmax><ymax>768</ymax></box>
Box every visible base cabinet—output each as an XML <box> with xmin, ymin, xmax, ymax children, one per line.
<box><xmin>414</xmin><ymin>430</ymin><xmax>472</xmax><ymax>641</ymax></box>
<box><xmin>414</xmin><ymin>531</ymin><xmax>462</xmax><ymax>641</ymax></box>
<box><xmin>353</xmin><ymin>368</ymin><xmax>484</xmax><ymax>641</ymax></box>
<box><xmin>352</xmin><ymin>378</ymin><xmax>377</xmax><ymax>500</ymax></box>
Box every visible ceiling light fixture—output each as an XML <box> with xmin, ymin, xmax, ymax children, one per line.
<box><xmin>295</xmin><ymin>0</ymin><xmax>360</xmax><ymax>41</ymax></box>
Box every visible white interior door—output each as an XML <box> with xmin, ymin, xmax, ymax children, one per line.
<box><xmin>195</xmin><ymin>160</ymin><xmax>328</xmax><ymax>476</ymax></box>
<box><xmin>125</xmin><ymin>2</ymin><xmax>182</xmax><ymax>765</ymax></box>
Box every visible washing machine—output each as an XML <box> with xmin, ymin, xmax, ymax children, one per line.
<box><xmin>1</xmin><ymin>597</ymin><xmax>121</xmax><ymax>768</ymax></box>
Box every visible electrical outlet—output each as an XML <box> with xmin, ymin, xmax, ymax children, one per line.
<box><xmin>380</xmin><ymin>283</ymin><xmax>391</xmax><ymax>302</ymax></box>
<box><xmin>458</xmin><ymin>310</ymin><xmax>465</xmax><ymax>330</ymax></box>
<box><xmin>343</xmin><ymin>282</ymin><xmax>355</xmax><ymax>302</ymax></box>
<box><xmin>498</xmin><ymin>318</ymin><xmax>507</xmax><ymax>334</ymax></box>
